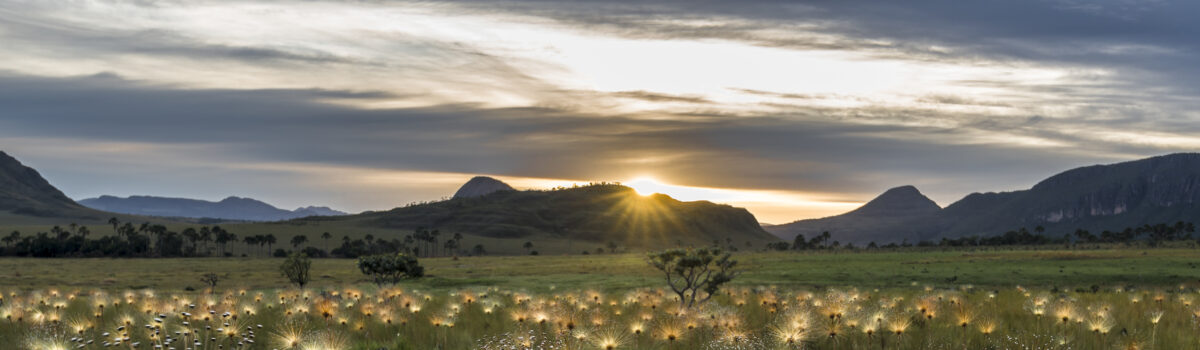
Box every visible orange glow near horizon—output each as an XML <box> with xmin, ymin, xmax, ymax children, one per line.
<box><xmin>626</xmin><ymin>177</ymin><xmax>667</xmax><ymax>196</ymax></box>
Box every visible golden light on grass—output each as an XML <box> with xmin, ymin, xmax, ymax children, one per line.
<box><xmin>1</xmin><ymin>282</ymin><xmax>1197</xmax><ymax>349</ymax></box>
<box><xmin>978</xmin><ymin>319</ymin><xmax>997</xmax><ymax>335</ymax></box>
<box><xmin>274</xmin><ymin>324</ymin><xmax>307</xmax><ymax>349</ymax></box>
<box><xmin>770</xmin><ymin>323</ymin><xmax>806</xmax><ymax>345</ymax></box>
<box><xmin>1055</xmin><ymin>304</ymin><xmax>1075</xmax><ymax>324</ymax></box>
<box><xmin>1087</xmin><ymin>316</ymin><xmax>1114</xmax><ymax>334</ymax></box>
<box><xmin>888</xmin><ymin>318</ymin><xmax>911</xmax><ymax>336</ymax></box>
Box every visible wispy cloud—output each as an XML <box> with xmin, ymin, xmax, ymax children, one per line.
<box><xmin>1</xmin><ymin>0</ymin><xmax>1198</xmax><ymax>223</ymax></box>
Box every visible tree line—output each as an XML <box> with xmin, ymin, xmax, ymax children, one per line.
<box><xmin>0</xmin><ymin>218</ymin><xmax>489</xmax><ymax>258</ymax></box>
<box><xmin>767</xmin><ymin>221</ymin><xmax>1198</xmax><ymax>252</ymax></box>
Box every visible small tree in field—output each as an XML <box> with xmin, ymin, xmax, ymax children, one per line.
<box><xmin>647</xmin><ymin>247</ymin><xmax>738</xmax><ymax>309</ymax></box>
<box><xmin>199</xmin><ymin>273</ymin><xmax>221</xmax><ymax>294</ymax></box>
<box><xmin>357</xmin><ymin>253</ymin><xmax>424</xmax><ymax>286</ymax></box>
<box><xmin>280</xmin><ymin>252</ymin><xmax>312</xmax><ymax>289</ymax></box>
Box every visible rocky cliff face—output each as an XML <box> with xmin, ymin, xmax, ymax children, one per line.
<box><xmin>452</xmin><ymin>176</ymin><xmax>516</xmax><ymax>199</ymax></box>
<box><xmin>937</xmin><ymin>153</ymin><xmax>1200</xmax><ymax>236</ymax></box>
<box><xmin>1029</xmin><ymin>153</ymin><xmax>1200</xmax><ymax>222</ymax></box>
<box><xmin>769</xmin><ymin>153</ymin><xmax>1200</xmax><ymax>244</ymax></box>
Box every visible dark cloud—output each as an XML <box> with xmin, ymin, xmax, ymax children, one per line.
<box><xmin>0</xmin><ymin>9</ymin><xmax>359</xmax><ymax>66</ymax></box>
<box><xmin>610</xmin><ymin>91</ymin><xmax>712</xmax><ymax>104</ymax></box>
<box><xmin>440</xmin><ymin>0</ymin><xmax>1200</xmax><ymax>97</ymax></box>
<box><xmin>0</xmin><ymin>72</ymin><xmax>1150</xmax><ymax>207</ymax></box>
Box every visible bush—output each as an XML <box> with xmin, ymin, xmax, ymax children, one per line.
<box><xmin>301</xmin><ymin>246</ymin><xmax>327</xmax><ymax>258</ymax></box>
<box><xmin>273</xmin><ymin>248</ymin><xmax>288</xmax><ymax>257</ymax></box>
<box><xmin>357</xmin><ymin>253</ymin><xmax>424</xmax><ymax>286</ymax></box>
<box><xmin>279</xmin><ymin>252</ymin><xmax>312</xmax><ymax>289</ymax></box>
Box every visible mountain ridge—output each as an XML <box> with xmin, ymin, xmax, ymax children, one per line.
<box><xmin>767</xmin><ymin>153</ymin><xmax>1200</xmax><ymax>244</ymax></box>
<box><xmin>79</xmin><ymin>195</ymin><xmax>347</xmax><ymax>222</ymax></box>
<box><xmin>297</xmin><ymin>182</ymin><xmax>780</xmax><ymax>250</ymax></box>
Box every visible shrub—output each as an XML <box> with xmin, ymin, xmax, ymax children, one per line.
<box><xmin>647</xmin><ymin>247</ymin><xmax>739</xmax><ymax>309</ymax></box>
<box><xmin>357</xmin><ymin>253</ymin><xmax>424</xmax><ymax>286</ymax></box>
<box><xmin>301</xmin><ymin>246</ymin><xmax>327</xmax><ymax>258</ymax></box>
<box><xmin>279</xmin><ymin>252</ymin><xmax>312</xmax><ymax>289</ymax></box>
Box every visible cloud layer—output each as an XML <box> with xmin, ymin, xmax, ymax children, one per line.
<box><xmin>2</xmin><ymin>0</ymin><xmax>1198</xmax><ymax>223</ymax></box>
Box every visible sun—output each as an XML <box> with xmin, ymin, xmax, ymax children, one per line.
<box><xmin>626</xmin><ymin>177</ymin><xmax>668</xmax><ymax>196</ymax></box>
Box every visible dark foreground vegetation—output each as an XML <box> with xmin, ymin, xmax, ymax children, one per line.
<box><xmin>2</xmin><ymin>217</ymin><xmax>1196</xmax><ymax>259</ymax></box>
<box><xmin>0</xmin><ymin>218</ymin><xmax>487</xmax><ymax>258</ymax></box>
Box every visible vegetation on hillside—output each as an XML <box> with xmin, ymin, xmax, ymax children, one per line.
<box><xmin>330</xmin><ymin>183</ymin><xmax>778</xmax><ymax>249</ymax></box>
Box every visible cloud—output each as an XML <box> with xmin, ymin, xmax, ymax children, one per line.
<box><xmin>610</xmin><ymin>91</ymin><xmax>712</xmax><ymax>104</ymax></box>
<box><xmin>2</xmin><ymin>0</ymin><xmax>1199</xmax><ymax>222</ymax></box>
<box><xmin>0</xmin><ymin>73</ymin><xmax>1151</xmax><ymax>211</ymax></box>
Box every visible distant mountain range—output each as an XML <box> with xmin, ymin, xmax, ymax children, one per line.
<box><xmin>294</xmin><ymin>177</ymin><xmax>780</xmax><ymax>249</ymax></box>
<box><xmin>767</xmin><ymin>153</ymin><xmax>1200</xmax><ymax>244</ymax></box>
<box><xmin>7</xmin><ymin>148</ymin><xmax>1200</xmax><ymax>249</ymax></box>
<box><xmin>78</xmin><ymin>195</ymin><xmax>347</xmax><ymax>221</ymax></box>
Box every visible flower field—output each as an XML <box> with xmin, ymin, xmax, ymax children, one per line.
<box><xmin>3</xmin><ymin>284</ymin><xmax>1197</xmax><ymax>349</ymax></box>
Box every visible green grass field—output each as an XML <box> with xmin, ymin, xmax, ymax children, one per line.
<box><xmin>2</xmin><ymin>249</ymin><xmax>1197</xmax><ymax>292</ymax></box>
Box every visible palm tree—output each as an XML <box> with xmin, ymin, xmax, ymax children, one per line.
<box><xmin>431</xmin><ymin>230</ymin><xmax>441</xmax><ymax>256</ymax></box>
<box><xmin>243</xmin><ymin>236</ymin><xmax>258</xmax><ymax>256</ymax></box>
<box><xmin>52</xmin><ymin>226</ymin><xmax>68</xmax><ymax>240</ymax></box>
<box><xmin>108</xmin><ymin>217</ymin><xmax>120</xmax><ymax>234</ymax></box>
<box><xmin>523</xmin><ymin>241</ymin><xmax>534</xmax><ymax>254</ymax></box>
<box><xmin>321</xmin><ymin>232</ymin><xmax>332</xmax><ymax>251</ymax></box>
<box><xmin>265</xmin><ymin>234</ymin><xmax>277</xmax><ymax>254</ymax></box>
<box><xmin>2</xmin><ymin>231</ymin><xmax>19</xmax><ymax>247</ymax></box>
<box><xmin>181</xmin><ymin>228</ymin><xmax>199</xmax><ymax>253</ymax></box>
<box><xmin>198</xmin><ymin>227</ymin><xmax>212</xmax><ymax>254</ymax></box>
<box><xmin>291</xmin><ymin>235</ymin><xmax>308</xmax><ymax>249</ymax></box>
<box><xmin>213</xmin><ymin>227</ymin><xmax>233</xmax><ymax>256</ymax></box>
<box><xmin>77</xmin><ymin>226</ymin><xmax>90</xmax><ymax>239</ymax></box>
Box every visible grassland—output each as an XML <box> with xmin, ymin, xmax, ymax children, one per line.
<box><xmin>3</xmin><ymin>249</ymin><xmax>1199</xmax><ymax>349</ymax></box>
<box><xmin>4</xmin><ymin>278</ymin><xmax>1197</xmax><ymax>349</ymax></box>
<box><xmin>1</xmin><ymin>249</ymin><xmax>1196</xmax><ymax>292</ymax></box>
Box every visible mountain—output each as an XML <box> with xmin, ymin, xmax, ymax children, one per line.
<box><xmin>0</xmin><ymin>151</ymin><xmax>102</xmax><ymax>219</ymax></box>
<box><xmin>936</xmin><ymin>153</ymin><xmax>1200</xmax><ymax>237</ymax></box>
<box><xmin>300</xmin><ymin>182</ymin><xmax>779</xmax><ymax>250</ymax></box>
<box><xmin>452</xmin><ymin>176</ymin><xmax>516</xmax><ymax>198</ymax></box>
<box><xmin>294</xmin><ymin>206</ymin><xmax>346</xmax><ymax>217</ymax></box>
<box><xmin>766</xmin><ymin>185</ymin><xmax>941</xmax><ymax>243</ymax></box>
<box><xmin>767</xmin><ymin>153</ymin><xmax>1200</xmax><ymax>244</ymax></box>
<box><xmin>79</xmin><ymin>195</ymin><xmax>346</xmax><ymax>221</ymax></box>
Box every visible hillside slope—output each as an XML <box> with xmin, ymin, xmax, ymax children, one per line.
<box><xmin>0</xmin><ymin>151</ymin><xmax>105</xmax><ymax>220</ymax></box>
<box><xmin>766</xmin><ymin>185</ymin><xmax>942</xmax><ymax>243</ymax></box>
<box><xmin>300</xmin><ymin>183</ymin><xmax>779</xmax><ymax>250</ymax></box>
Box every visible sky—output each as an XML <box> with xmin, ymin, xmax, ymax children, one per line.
<box><xmin>2</xmin><ymin>0</ymin><xmax>1199</xmax><ymax>224</ymax></box>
